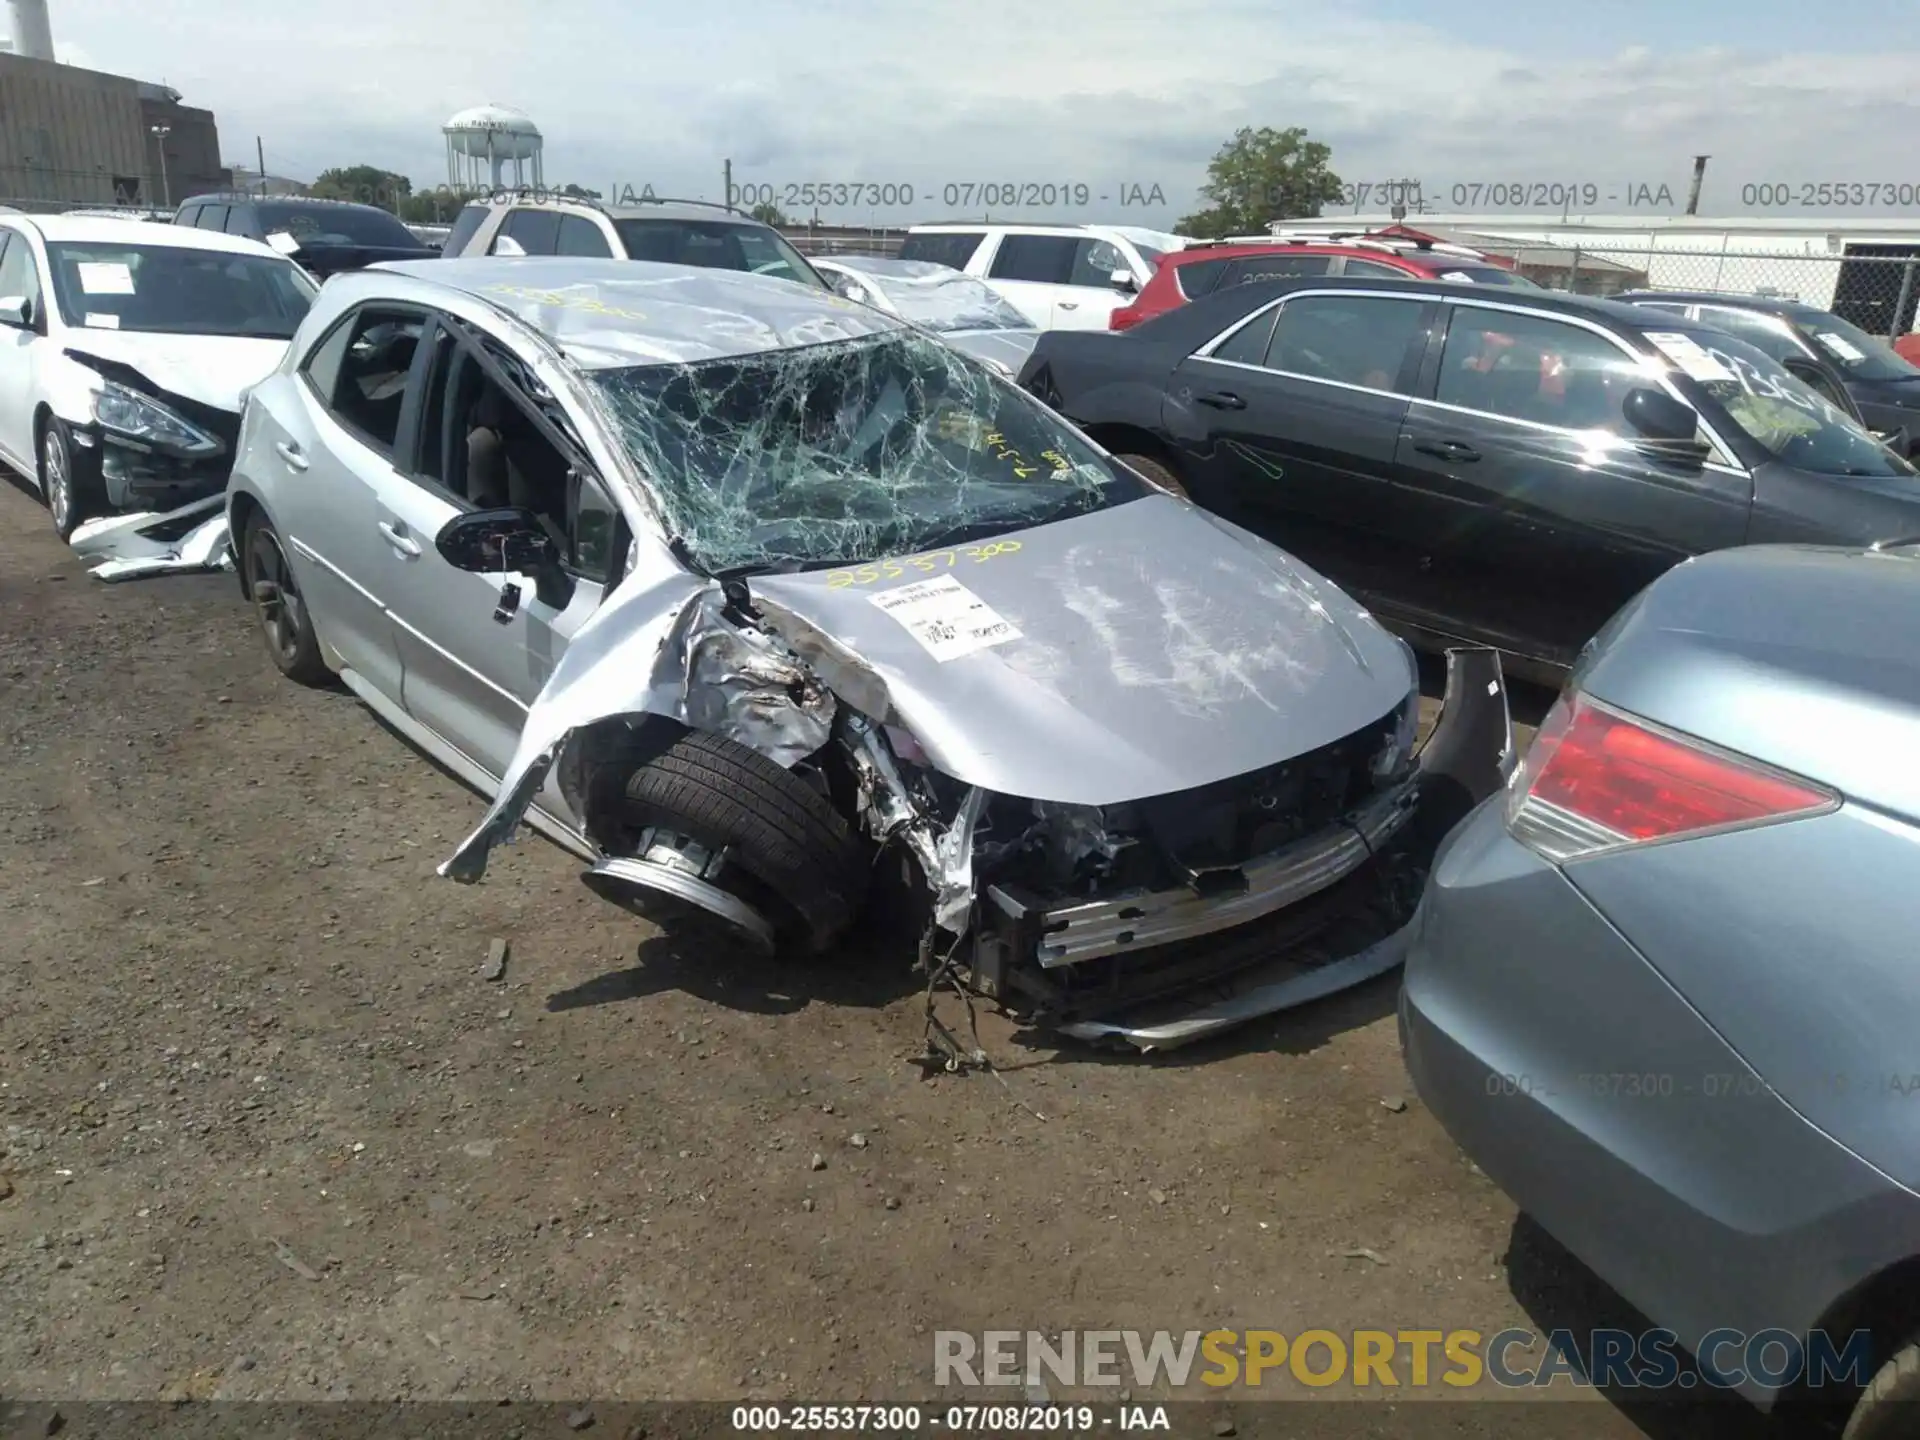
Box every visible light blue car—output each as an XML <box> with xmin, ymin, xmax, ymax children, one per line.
<box><xmin>1402</xmin><ymin>540</ymin><xmax>1920</xmax><ymax>1437</ymax></box>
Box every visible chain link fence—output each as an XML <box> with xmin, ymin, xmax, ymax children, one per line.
<box><xmin>1480</xmin><ymin>243</ymin><xmax>1920</xmax><ymax>341</ymax></box>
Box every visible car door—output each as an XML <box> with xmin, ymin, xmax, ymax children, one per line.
<box><xmin>983</xmin><ymin>233</ymin><xmax>1078</xmax><ymax>328</ymax></box>
<box><xmin>0</xmin><ymin>229</ymin><xmax>48</xmax><ymax>472</ymax></box>
<box><xmin>1397</xmin><ymin>301</ymin><xmax>1752</xmax><ymax>663</ymax></box>
<box><xmin>1171</xmin><ymin>288</ymin><xmax>1435</xmax><ymax>591</ymax></box>
<box><xmin>257</xmin><ymin>302</ymin><xmax>424</xmax><ymax>703</ymax></box>
<box><xmin>372</xmin><ymin>319</ymin><xmax>617</xmax><ymax>780</ymax></box>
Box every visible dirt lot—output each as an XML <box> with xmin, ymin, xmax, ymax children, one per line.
<box><xmin>0</xmin><ymin>477</ymin><xmax>1786</xmax><ymax>1435</ymax></box>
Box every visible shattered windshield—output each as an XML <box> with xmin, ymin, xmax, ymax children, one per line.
<box><xmin>586</xmin><ymin>330</ymin><xmax>1148</xmax><ymax>574</ymax></box>
<box><xmin>1674</xmin><ymin>331</ymin><xmax>1918</xmax><ymax>477</ymax></box>
<box><xmin>863</xmin><ymin>271</ymin><xmax>1031</xmax><ymax>332</ymax></box>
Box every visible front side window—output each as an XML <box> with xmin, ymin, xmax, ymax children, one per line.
<box><xmin>45</xmin><ymin>242</ymin><xmax>313</xmax><ymax>338</ymax></box>
<box><xmin>1267</xmin><ymin>293</ymin><xmax>1427</xmax><ymax>391</ymax></box>
<box><xmin>987</xmin><ymin>235</ymin><xmax>1077</xmax><ymax>284</ymax></box>
<box><xmin>0</xmin><ymin>229</ymin><xmax>43</xmax><ymax>314</ymax></box>
<box><xmin>612</xmin><ymin>218</ymin><xmax>826</xmax><ymax>288</ymax></box>
<box><xmin>441</xmin><ymin>205</ymin><xmax>490</xmax><ymax>257</ymax></box>
<box><xmin>1436</xmin><ymin>307</ymin><xmax>1649</xmax><ymax>430</ymax></box>
<box><xmin>304</xmin><ymin>307</ymin><xmax>425</xmax><ymax>454</ymax></box>
<box><xmin>555</xmin><ymin>214</ymin><xmax>613</xmax><ymax>258</ymax></box>
<box><xmin>1066</xmin><ymin>238</ymin><xmax>1127</xmax><ymax>289</ymax></box>
<box><xmin>583</xmin><ymin>330</ymin><xmax>1149</xmax><ymax>574</ymax></box>
<box><xmin>194</xmin><ymin>205</ymin><xmax>228</xmax><ymax>231</ymax></box>
<box><xmin>497</xmin><ymin>208</ymin><xmax>560</xmax><ymax>255</ymax></box>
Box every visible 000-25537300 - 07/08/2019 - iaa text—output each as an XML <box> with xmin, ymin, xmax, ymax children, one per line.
<box><xmin>729</xmin><ymin>1404</ymin><xmax>1172</xmax><ymax>1431</ymax></box>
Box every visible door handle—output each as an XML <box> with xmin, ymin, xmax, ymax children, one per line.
<box><xmin>1197</xmin><ymin>391</ymin><xmax>1247</xmax><ymax>410</ymax></box>
<box><xmin>1413</xmin><ymin>439</ymin><xmax>1480</xmax><ymax>462</ymax></box>
<box><xmin>274</xmin><ymin>440</ymin><xmax>309</xmax><ymax>472</ymax></box>
<box><xmin>378</xmin><ymin>520</ymin><xmax>421</xmax><ymax>558</ymax></box>
<box><xmin>1058</xmin><ymin>301</ymin><xmax>1079</xmax><ymax>310</ymax></box>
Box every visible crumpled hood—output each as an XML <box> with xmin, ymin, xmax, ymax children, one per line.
<box><xmin>62</xmin><ymin>331</ymin><xmax>291</xmax><ymax>412</ymax></box>
<box><xmin>751</xmin><ymin>495</ymin><xmax>1414</xmax><ymax>805</ymax></box>
<box><xmin>940</xmin><ymin>329</ymin><xmax>1042</xmax><ymax>375</ymax></box>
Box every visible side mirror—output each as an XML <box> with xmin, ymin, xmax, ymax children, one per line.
<box><xmin>436</xmin><ymin>507</ymin><xmax>560</xmax><ymax>575</ymax></box>
<box><xmin>1109</xmin><ymin>268</ymin><xmax>1138</xmax><ymax>294</ymax></box>
<box><xmin>491</xmin><ymin>235</ymin><xmax>528</xmax><ymax>258</ymax></box>
<box><xmin>0</xmin><ymin>295</ymin><xmax>30</xmax><ymax>328</ymax></box>
<box><xmin>1623</xmin><ymin>387</ymin><xmax>1712</xmax><ymax>465</ymax></box>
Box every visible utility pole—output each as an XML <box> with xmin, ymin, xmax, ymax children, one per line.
<box><xmin>257</xmin><ymin>136</ymin><xmax>267</xmax><ymax>196</ymax></box>
<box><xmin>1686</xmin><ymin>155</ymin><xmax>1710</xmax><ymax>216</ymax></box>
<box><xmin>723</xmin><ymin>158</ymin><xmax>732</xmax><ymax>212</ymax></box>
<box><xmin>150</xmin><ymin>125</ymin><xmax>172</xmax><ymax>208</ymax></box>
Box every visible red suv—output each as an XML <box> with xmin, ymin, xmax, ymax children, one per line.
<box><xmin>1110</xmin><ymin>239</ymin><xmax>1536</xmax><ymax>330</ymax></box>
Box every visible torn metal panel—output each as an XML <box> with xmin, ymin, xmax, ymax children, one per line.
<box><xmin>441</xmin><ymin>555</ymin><xmax>836</xmax><ymax>883</ymax></box>
<box><xmin>67</xmin><ymin>494</ymin><xmax>233</xmax><ymax>582</ymax></box>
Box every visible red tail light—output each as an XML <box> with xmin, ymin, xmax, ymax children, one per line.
<box><xmin>1111</xmin><ymin>307</ymin><xmax>1140</xmax><ymax>331</ymax></box>
<box><xmin>1505</xmin><ymin>691</ymin><xmax>1836</xmax><ymax>862</ymax></box>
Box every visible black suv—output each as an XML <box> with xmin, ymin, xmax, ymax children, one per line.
<box><xmin>173</xmin><ymin>195</ymin><xmax>435</xmax><ymax>277</ymax></box>
<box><xmin>1021</xmin><ymin>276</ymin><xmax>1920</xmax><ymax>681</ymax></box>
<box><xmin>1615</xmin><ymin>290</ymin><xmax>1920</xmax><ymax>455</ymax></box>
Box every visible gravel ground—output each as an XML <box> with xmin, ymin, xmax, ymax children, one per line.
<box><xmin>0</xmin><ymin>476</ymin><xmax>1788</xmax><ymax>1435</ymax></box>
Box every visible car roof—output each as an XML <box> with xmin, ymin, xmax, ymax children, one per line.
<box><xmin>476</xmin><ymin>196</ymin><xmax>774</xmax><ymax>226</ymax></box>
<box><xmin>1132</xmin><ymin>273</ymin><xmax>1721</xmax><ymax>348</ymax></box>
<box><xmin>186</xmin><ymin>194</ymin><xmax>393</xmax><ymax>214</ymax></box>
<box><xmin>366</xmin><ymin>256</ymin><xmax>904</xmax><ymax>367</ymax></box>
<box><xmin>5</xmin><ymin>213</ymin><xmax>287</xmax><ymax>255</ymax></box>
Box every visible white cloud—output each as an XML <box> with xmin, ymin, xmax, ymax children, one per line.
<box><xmin>30</xmin><ymin>0</ymin><xmax>1920</xmax><ymax>225</ymax></box>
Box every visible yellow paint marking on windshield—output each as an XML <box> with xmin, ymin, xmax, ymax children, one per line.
<box><xmin>824</xmin><ymin>540</ymin><xmax>1023</xmax><ymax>589</ymax></box>
<box><xmin>483</xmin><ymin>284</ymin><xmax>647</xmax><ymax>322</ymax></box>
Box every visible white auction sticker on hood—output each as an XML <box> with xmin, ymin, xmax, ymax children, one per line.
<box><xmin>1644</xmin><ymin>331</ymin><xmax>1737</xmax><ymax>384</ymax></box>
<box><xmin>869</xmin><ymin>573</ymin><xmax>1021</xmax><ymax>662</ymax></box>
<box><xmin>77</xmin><ymin>261</ymin><xmax>135</xmax><ymax>295</ymax></box>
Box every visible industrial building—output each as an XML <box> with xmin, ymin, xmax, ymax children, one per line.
<box><xmin>0</xmin><ymin>0</ymin><xmax>228</xmax><ymax>209</ymax></box>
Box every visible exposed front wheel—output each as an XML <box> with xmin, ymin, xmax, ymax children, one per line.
<box><xmin>41</xmin><ymin>418</ymin><xmax>106</xmax><ymax>540</ymax></box>
<box><xmin>241</xmin><ymin>511</ymin><xmax>331</xmax><ymax>686</ymax></box>
<box><xmin>1845</xmin><ymin>1334</ymin><xmax>1920</xmax><ymax>1440</ymax></box>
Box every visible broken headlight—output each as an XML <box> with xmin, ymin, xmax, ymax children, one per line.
<box><xmin>93</xmin><ymin>381</ymin><xmax>224</xmax><ymax>457</ymax></box>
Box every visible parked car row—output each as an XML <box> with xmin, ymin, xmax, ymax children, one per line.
<box><xmin>5</xmin><ymin>208</ymin><xmax>1920</xmax><ymax>1437</ymax></box>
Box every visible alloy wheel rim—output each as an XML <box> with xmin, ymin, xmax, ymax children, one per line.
<box><xmin>248</xmin><ymin>530</ymin><xmax>303</xmax><ymax>662</ymax></box>
<box><xmin>43</xmin><ymin>431</ymin><xmax>70</xmax><ymax>531</ymax></box>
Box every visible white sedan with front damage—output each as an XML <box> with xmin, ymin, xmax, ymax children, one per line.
<box><xmin>0</xmin><ymin>213</ymin><xmax>316</xmax><ymax>554</ymax></box>
<box><xmin>227</xmin><ymin>255</ymin><xmax>1512</xmax><ymax>1051</ymax></box>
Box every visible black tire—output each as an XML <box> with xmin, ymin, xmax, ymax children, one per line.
<box><xmin>240</xmin><ymin>510</ymin><xmax>331</xmax><ymax>687</ymax></box>
<box><xmin>40</xmin><ymin>416</ymin><xmax>107</xmax><ymax>540</ymax></box>
<box><xmin>1116</xmin><ymin>451</ymin><xmax>1189</xmax><ymax>499</ymax></box>
<box><xmin>1845</xmin><ymin>1337</ymin><xmax>1920</xmax><ymax>1440</ymax></box>
<box><xmin>615</xmin><ymin>731</ymin><xmax>869</xmax><ymax>954</ymax></box>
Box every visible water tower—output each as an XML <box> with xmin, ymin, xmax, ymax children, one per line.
<box><xmin>5</xmin><ymin>0</ymin><xmax>57</xmax><ymax>60</ymax></box>
<box><xmin>443</xmin><ymin>105</ymin><xmax>544</xmax><ymax>191</ymax></box>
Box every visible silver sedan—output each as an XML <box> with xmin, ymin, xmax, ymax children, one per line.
<box><xmin>811</xmin><ymin>255</ymin><xmax>1042</xmax><ymax>377</ymax></box>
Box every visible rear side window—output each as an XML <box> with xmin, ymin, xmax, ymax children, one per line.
<box><xmin>1267</xmin><ymin>294</ymin><xmax>1428</xmax><ymax>390</ymax></box>
<box><xmin>989</xmin><ymin>234</ymin><xmax>1078</xmax><ymax>284</ymax></box>
<box><xmin>1176</xmin><ymin>258</ymin><xmax>1230</xmax><ymax>299</ymax></box>
<box><xmin>195</xmin><ymin>205</ymin><xmax>228</xmax><ymax>231</ymax></box>
<box><xmin>899</xmin><ymin>231</ymin><xmax>985</xmax><ymax>270</ymax></box>
<box><xmin>1222</xmin><ymin>254</ymin><xmax>1332</xmax><ymax>286</ymax></box>
<box><xmin>441</xmin><ymin>204</ymin><xmax>490</xmax><ymax>257</ymax></box>
<box><xmin>1339</xmin><ymin>257</ymin><xmax>1413</xmax><ymax>278</ymax></box>
<box><xmin>1209</xmin><ymin>306</ymin><xmax>1281</xmax><ymax>366</ymax></box>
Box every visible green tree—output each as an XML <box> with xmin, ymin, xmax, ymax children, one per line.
<box><xmin>1178</xmin><ymin>126</ymin><xmax>1344</xmax><ymax>239</ymax></box>
<box><xmin>557</xmin><ymin>183</ymin><xmax>602</xmax><ymax>200</ymax></box>
<box><xmin>311</xmin><ymin>164</ymin><xmax>412</xmax><ymax>213</ymax></box>
<box><xmin>398</xmin><ymin>189</ymin><xmax>470</xmax><ymax>224</ymax></box>
<box><xmin>750</xmin><ymin>201</ymin><xmax>788</xmax><ymax>226</ymax></box>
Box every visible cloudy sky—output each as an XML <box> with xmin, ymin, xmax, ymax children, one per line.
<box><xmin>32</xmin><ymin>0</ymin><xmax>1920</xmax><ymax>226</ymax></box>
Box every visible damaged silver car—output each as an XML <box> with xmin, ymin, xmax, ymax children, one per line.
<box><xmin>229</xmin><ymin>257</ymin><xmax>1512</xmax><ymax>1050</ymax></box>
